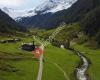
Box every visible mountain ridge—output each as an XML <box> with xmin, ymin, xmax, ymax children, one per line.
<box><xmin>17</xmin><ymin>0</ymin><xmax>100</xmax><ymax>29</ymax></box>
<box><xmin>1</xmin><ymin>0</ymin><xmax>77</xmax><ymax>19</ymax></box>
<box><xmin>34</xmin><ymin>0</ymin><xmax>77</xmax><ymax>14</ymax></box>
<box><xmin>0</xmin><ymin>9</ymin><xmax>25</xmax><ymax>33</ymax></box>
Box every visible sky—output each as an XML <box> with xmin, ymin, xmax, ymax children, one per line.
<box><xmin>0</xmin><ymin>0</ymin><xmax>47</xmax><ymax>10</ymax></box>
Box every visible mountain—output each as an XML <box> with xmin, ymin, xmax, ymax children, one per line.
<box><xmin>0</xmin><ymin>0</ymin><xmax>76</xmax><ymax>20</ymax></box>
<box><xmin>1</xmin><ymin>7</ymin><xmax>37</xmax><ymax>19</ymax></box>
<box><xmin>34</xmin><ymin>0</ymin><xmax>77</xmax><ymax>14</ymax></box>
<box><xmin>17</xmin><ymin>0</ymin><xmax>100</xmax><ymax>28</ymax></box>
<box><xmin>16</xmin><ymin>0</ymin><xmax>75</xmax><ymax>19</ymax></box>
<box><xmin>0</xmin><ymin>9</ymin><xmax>25</xmax><ymax>33</ymax></box>
<box><xmin>46</xmin><ymin>0</ymin><xmax>100</xmax><ymax>25</ymax></box>
<box><xmin>16</xmin><ymin>0</ymin><xmax>77</xmax><ymax>28</ymax></box>
<box><xmin>2</xmin><ymin>0</ymin><xmax>99</xmax><ymax>28</ymax></box>
<box><xmin>80</xmin><ymin>6</ymin><xmax>100</xmax><ymax>46</ymax></box>
<box><xmin>1</xmin><ymin>7</ymin><xmax>21</xmax><ymax>19</ymax></box>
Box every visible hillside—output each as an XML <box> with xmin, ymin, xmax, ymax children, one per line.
<box><xmin>17</xmin><ymin>0</ymin><xmax>100</xmax><ymax>29</ymax></box>
<box><xmin>17</xmin><ymin>0</ymin><xmax>100</xmax><ymax>47</ymax></box>
<box><xmin>80</xmin><ymin>6</ymin><xmax>100</xmax><ymax>47</ymax></box>
<box><xmin>0</xmin><ymin>9</ymin><xmax>26</xmax><ymax>33</ymax></box>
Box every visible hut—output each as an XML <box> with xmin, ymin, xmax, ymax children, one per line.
<box><xmin>21</xmin><ymin>41</ymin><xmax>35</xmax><ymax>51</ymax></box>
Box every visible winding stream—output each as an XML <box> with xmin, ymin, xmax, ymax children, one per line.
<box><xmin>76</xmin><ymin>51</ymin><xmax>88</xmax><ymax>80</ymax></box>
<box><xmin>70</xmin><ymin>49</ymin><xmax>89</xmax><ymax>80</ymax></box>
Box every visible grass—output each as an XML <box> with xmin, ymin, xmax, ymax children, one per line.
<box><xmin>0</xmin><ymin>60</ymin><xmax>38</xmax><ymax>80</ymax></box>
<box><xmin>42</xmin><ymin>45</ymin><xmax>79</xmax><ymax>80</ymax></box>
<box><xmin>0</xmin><ymin>36</ymin><xmax>80</xmax><ymax>80</ymax></box>
<box><xmin>0</xmin><ymin>36</ymin><xmax>38</xmax><ymax>80</ymax></box>
<box><xmin>72</xmin><ymin>44</ymin><xmax>100</xmax><ymax>80</ymax></box>
<box><xmin>0</xmin><ymin>37</ymin><xmax>33</xmax><ymax>54</ymax></box>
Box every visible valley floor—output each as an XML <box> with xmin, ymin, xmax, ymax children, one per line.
<box><xmin>0</xmin><ymin>35</ymin><xmax>99</xmax><ymax>80</ymax></box>
<box><xmin>0</xmin><ymin>36</ymin><xmax>79</xmax><ymax>80</ymax></box>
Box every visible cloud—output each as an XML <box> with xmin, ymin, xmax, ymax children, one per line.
<box><xmin>0</xmin><ymin>0</ymin><xmax>47</xmax><ymax>10</ymax></box>
<box><xmin>0</xmin><ymin>0</ymin><xmax>23</xmax><ymax>7</ymax></box>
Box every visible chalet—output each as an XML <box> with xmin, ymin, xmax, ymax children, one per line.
<box><xmin>21</xmin><ymin>41</ymin><xmax>35</xmax><ymax>51</ymax></box>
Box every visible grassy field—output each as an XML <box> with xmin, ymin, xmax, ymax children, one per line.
<box><xmin>43</xmin><ymin>45</ymin><xmax>79</xmax><ymax>80</ymax></box>
<box><xmin>0</xmin><ymin>36</ymin><xmax>80</xmax><ymax>80</ymax></box>
<box><xmin>72</xmin><ymin>44</ymin><xmax>100</xmax><ymax>80</ymax></box>
<box><xmin>0</xmin><ymin>36</ymin><xmax>39</xmax><ymax>80</ymax></box>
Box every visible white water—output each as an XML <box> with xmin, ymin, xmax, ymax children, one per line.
<box><xmin>76</xmin><ymin>52</ymin><xmax>88</xmax><ymax>80</ymax></box>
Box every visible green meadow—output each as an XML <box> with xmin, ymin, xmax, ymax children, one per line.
<box><xmin>0</xmin><ymin>36</ymin><xmax>79</xmax><ymax>80</ymax></box>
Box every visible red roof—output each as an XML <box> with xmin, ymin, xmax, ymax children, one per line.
<box><xmin>32</xmin><ymin>48</ymin><xmax>43</xmax><ymax>58</ymax></box>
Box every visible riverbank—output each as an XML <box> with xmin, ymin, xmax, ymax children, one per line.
<box><xmin>72</xmin><ymin>44</ymin><xmax>100</xmax><ymax>80</ymax></box>
<box><xmin>68</xmin><ymin>48</ymin><xmax>89</xmax><ymax>80</ymax></box>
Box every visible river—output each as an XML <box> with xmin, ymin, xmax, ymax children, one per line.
<box><xmin>69</xmin><ymin>49</ymin><xmax>89</xmax><ymax>80</ymax></box>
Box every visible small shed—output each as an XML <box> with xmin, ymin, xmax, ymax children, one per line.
<box><xmin>60</xmin><ymin>45</ymin><xmax>65</xmax><ymax>49</ymax></box>
<box><xmin>21</xmin><ymin>41</ymin><xmax>35</xmax><ymax>51</ymax></box>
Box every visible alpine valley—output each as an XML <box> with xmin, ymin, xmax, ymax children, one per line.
<box><xmin>0</xmin><ymin>0</ymin><xmax>100</xmax><ymax>80</ymax></box>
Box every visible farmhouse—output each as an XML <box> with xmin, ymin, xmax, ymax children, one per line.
<box><xmin>21</xmin><ymin>41</ymin><xmax>35</xmax><ymax>51</ymax></box>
